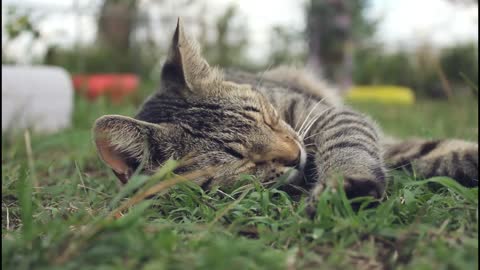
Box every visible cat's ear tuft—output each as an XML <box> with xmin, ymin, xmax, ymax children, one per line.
<box><xmin>93</xmin><ymin>115</ymin><xmax>156</xmax><ymax>183</ymax></box>
<box><xmin>161</xmin><ymin>18</ymin><xmax>220</xmax><ymax>93</ymax></box>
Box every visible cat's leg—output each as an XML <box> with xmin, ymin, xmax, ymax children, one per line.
<box><xmin>303</xmin><ymin>107</ymin><xmax>387</xmax><ymax>217</ymax></box>
<box><xmin>383</xmin><ymin>138</ymin><xmax>478</xmax><ymax>187</ymax></box>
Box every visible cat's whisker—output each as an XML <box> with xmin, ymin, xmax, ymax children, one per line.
<box><xmin>300</xmin><ymin>107</ymin><xmax>334</xmax><ymax>139</ymax></box>
<box><xmin>300</xmin><ymin>114</ymin><xmax>321</xmax><ymax>139</ymax></box>
<box><xmin>303</xmin><ymin>130</ymin><xmax>324</xmax><ymax>141</ymax></box>
<box><xmin>297</xmin><ymin>97</ymin><xmax>326</xmax><ymax>135</ymax></box>
<box><xmin>384</xmin><ymin>163</ymin><xmax>413</xmax><ymax>171</ymax></box>
<box><xmin>300</xmin><ymin>104</ymin><xmax>333</xmax><ymax>139</ymax></box>
<box><xmin>255</xmin><ymin>62</ymin><xmax>274</xmax><ymax>89</ymax></box>
<box><xmin>303</xmin><ymin>110</ymin><xmax>334</xmax><ymax>140</ymax></box>
<box><xmin>293</xmin><ymin>93</ymin><xmax>314</xmax><ymax>131</ymax></box>
<box><xmin>297</xmin><ymin>97</ymin><xmax>326</xmax><ymax>134</ymax></box>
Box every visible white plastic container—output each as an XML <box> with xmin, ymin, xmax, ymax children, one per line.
<box><xmin>2</xmin><ymin>65</ymin><xmax>74</xmax><ymax>134</ymax></box>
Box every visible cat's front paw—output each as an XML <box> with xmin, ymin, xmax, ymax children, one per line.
<box><xmin>342</xmin><ymin>175</ymin><xmax>385</xmax><ymax>199</ymax></box>
<box><xmin>305</xmin><ymin>171</ymin><xmax>386</xmax><ymax>218</ymax></box>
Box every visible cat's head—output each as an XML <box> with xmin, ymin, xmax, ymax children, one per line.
<box><xmin>93</xmin><ymin>19</ymin><xmax>306</xmax><ymax>188</ymax></box>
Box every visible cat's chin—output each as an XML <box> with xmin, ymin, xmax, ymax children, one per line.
<box><xmin>285</xmin><ymin>169</ymin><xmax>304</xmax><ymax>185</ymax></box>
<box><xmin>282</xmin><ymin>145</ymin><xmax>307</xmax><ymax>185</ymax></box>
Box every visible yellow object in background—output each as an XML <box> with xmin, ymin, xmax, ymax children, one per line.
<box><xmin>347</xmin><ymin>86</ymin><xmax>415</xmax><ymax>105</ymax></box>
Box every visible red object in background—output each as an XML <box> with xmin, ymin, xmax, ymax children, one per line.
<box><xmin>72</xmin><ymin>74</ymin><xmax>139</xmax><ymax>102</ymax></box>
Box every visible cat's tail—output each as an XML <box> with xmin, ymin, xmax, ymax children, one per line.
<box><xmin>381</xmin><ymin>137</ymin><xmax>478</xmax><ymax>187</ymax></box>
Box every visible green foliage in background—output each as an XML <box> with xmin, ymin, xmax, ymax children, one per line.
<box><xmin>43</xmin><ymin>45</ymin><xmax>159</xmax><ymax>78</ymax></box>
<box><xmin>267</xmin><ymin>26</ymin><xmax>307</xmax><ymax>67</ymax></box>
<box><xmin>202</xmin><ymin>5</ymin><xmax>250</xmax><ymax>69</ymax></box>
<box><xmin>353</xmin><ymin>43</ymin><xmax>479</xmax><ymax>98</ymax></box>
<box><xmin>440</xmin><ymin>43</ymin><xmax>479</xmax><ymax>86</ymax></box>
<box><xmin>40</xmin><ymin>3</ymin><xmax>255</xmax><ymax>76</ymax></box>
<box><xmin>305</xmin><ymin>0</ymin><xmax>377</xmax><ymax>87</ymax></box>
<box><xmin>2</xmin><ymin>0</ymin><xmax>478</xmax><ymax>98</ymax></box>
<box><xmin>2</xmin><ymin>7</ymin><xmax>43</xmax><ymax>64</ymax></box>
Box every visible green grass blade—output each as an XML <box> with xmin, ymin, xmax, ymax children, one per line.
<box><xmin>459</xmin><ymin>72</ymin><xmax>478</xmax><ymax>99</ymax></box>
<box><xmin>405</xmin><ymin>176</ymin><xmax>477</xmax><ymax>203</ymax></box>
<box><xmin>17</xmin><ymin>163</ymin><xmax>33</xmax><ymax>241</ymax></box>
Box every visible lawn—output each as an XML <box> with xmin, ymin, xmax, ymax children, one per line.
<box><xmin>2</xmin><ymin>83</ymin><xmax>478</xmax><ymax>270</ymax></box>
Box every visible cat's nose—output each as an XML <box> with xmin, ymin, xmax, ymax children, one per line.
<box><xmin>259</xmin><ymin>134</ymin><xmax>303</xmax><ymax>168</ymax></box>
<box><xmin>281</xmin><ymin>142</ymin><xmax>306</xmax><ymax>170</ymax></box>
<box><xmin>267</xmin><ymin>145</ymin><xmax>300</xmax><ymax>168</ymax></box>
<box><xmin>279</xmin><ymin>145</ymin><xmax>306</xmax><ymax>170</ymax></box>
<box><xmin>282</xmin><ymin>152</ymin><xmax>301</xmax><ymax>168</ymax></box>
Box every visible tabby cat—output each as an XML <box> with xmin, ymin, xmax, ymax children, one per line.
<box><xmin>93</xmin><ymin>20</ymin><xmax>478</xmax><ymax>216</ymax></box>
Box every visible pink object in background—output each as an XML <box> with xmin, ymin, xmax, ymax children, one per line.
<box><xmin>72</xmin><ymin>74</ymin><xmax>139</xmax><ymax>102</ymax></box>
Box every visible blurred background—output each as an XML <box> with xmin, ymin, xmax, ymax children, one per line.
<box><xmin>2</xmin><ymin>0</ymin><xmax>478</xmax><ymax>96</ymax></box>
<box><xmin>1</xmin><ymin>0</ymin><xmax>478</xmax><ymax>140</ymax></box>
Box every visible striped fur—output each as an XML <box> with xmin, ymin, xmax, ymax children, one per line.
<box><xmin>93</xmin><ymin>20</ymin><xmax>478</xmax><ymax>216</ymax></box>
<box><xmin>383</xmin><ymin>139</ymin><xmax>478</xmax><ymax>187</ymax></box>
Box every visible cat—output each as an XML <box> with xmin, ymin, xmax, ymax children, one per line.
<box><xmin>93</xmin><ymin>19</ymin><xmax>478</xmax><ymax>216</ymax></box>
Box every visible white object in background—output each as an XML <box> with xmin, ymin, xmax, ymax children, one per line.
<box><xmin>2</xmin><ymin>65</ymin><xmax>74</xmax><ymax>134</ymax></box>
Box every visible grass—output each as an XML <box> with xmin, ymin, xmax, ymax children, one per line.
<box><xmin>2</xmin><ymin>83</ymin><xmax>478</xmax><ymax>270</ymax></box>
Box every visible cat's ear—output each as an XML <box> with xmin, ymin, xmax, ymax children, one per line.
<box><xmin>161</xmin><ymin>18</ymin><xmax>220</xmax><ymax>92</ymax></box>
<box><xmin>93</xmin><ymin>115</ymin><xmax>167</xmax><ymax>183</ymax></box>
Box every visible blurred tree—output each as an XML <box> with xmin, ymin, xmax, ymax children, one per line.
<box><xmin>97</xmin><ymin>0</ymin><xmax>138</xmax><ymax>52</ymax></box>
<box><xmin>43</xmin><ymin>1</ymin><xmax>252</xmax><ymax>77</ymax></box>
<box><xmin>352</xmin><ymin>42</ymin><xmax>478</xmax><ymax>98</ymax></box>
<box><xmin>45</xmin><ymin>0</ymin><xmax>147</xmax><ymax>76</ymax></box>
<box><xmin>440</xmin><ymin>43</ymin><xmax>478</xmax><ymax>86</ymax></box>
<box><xmin>306</xmin><ymin>0</ymin><xmax>375</xmax><ymax>91</ymax></box>
<box><xmin>267</xmin><ymin>25</ymin><xmax>307</xmax><ymax>66</ymax></box>
<box><xmin>2</xmin><ymin>7</ymin><xmax>42</xmax><ymax>64</ymax></box>
<box><xmin>202</xmin><ymin>5</ymin><xmax>249</xmax><ymax>68</ymax></box>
